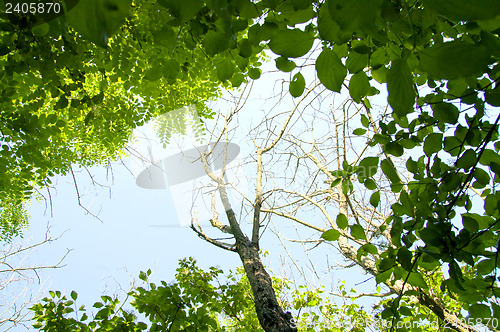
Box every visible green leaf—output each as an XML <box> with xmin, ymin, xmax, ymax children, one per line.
<box><xmin>456</xmin><ymin>149</ymin><xmax>477</xmax><ymax>170</ymax></box>
<box><xmin>432</xmin><ymin>102</ymin><xmax>460</xmax><ymax>124</ymax></box>
<box><xmin>346</xmin><ymin>52</ymin><xmax>369</xmax><ymax>74</ymax></box>
<box><xmin>93</xmin><ymin>302</ymin><xmax>104</xmax><ymax>308</ymax></box>
<box><xmin>419</xmin><ymin>41</ymin><xmax>492</xmax><ymax>80</ymax></box>
<box><xmin>476</xmin><ymin>259</ymin><xmax>496</xmax><ymax>275</ymax></box>
<box><xmin>238</xmin><ymin>39</ymin><xmax>253</xmax><ymax>58</ymax></box>
<box><xmin>361</xmin><ymin>114</ymin><xmax>370</xmax><ymax>128</ymax></box>
<box><xmin>145</xmin><ymin>68</ymin><xmax>162</xmax><ymax>81</ymax></box>
<box><xmin>163</xmin><ymin>59</ymin><xmax>180</xmax><ymax>80</ymax></box>
<box><xmin>422</xmin><ymin>0</ymin><xmax>500</xmax><ymax>21</ymax></box>
<box><xmin>491</xmin><ymin>162</ymin><xmax>500</xmax><ymax>175</ymax></box>
<box><xmin>327</xmin><ymin>0</ymin><xmax>382</xmax><ymax>32</ymax></box>
<box><xmin>364</xmin><ymin>178</ymin><xmax>377</xmax><ymax>190</ymax></box>
<box><xmin>473</xmin><ymin>168</ymin><xmax>490</xmax><ymax>188</ymax></box>
<box><xmin>269</xmin><ymin>29</ymin><xmax>314</xmax><ymax>58</ymax></box>
<box><xmin>289</xmin><ymin>72</ymin><xmax>305</xmax><ymax>97</ymax></box>
<box><xmin>406</xmin><ymin>272</ymin><xmax>428</xmax><ymax>289</ymax></box>
<box><xmin>462</xmin><ymin>214</ymin><xmax>479</xmax><ymax>233</ymax></box>
<box><xmin>370</xmin><ymin>191</ymin><xmax>380</xmax><ymax>208</ymax></box>
<box><xmin>336</xmin><ymin>213</ymin><xmax>348</xmax><ymax>229</ymax></box>
<box><xmin>321</xmin><ymin>229</ymin><xmax>341</xmax><ymax>241</ymax></box>
<box><xmin>423</xmin><ymin>133</ymin><xmax>443</xmax><ymax>157</ymax></box>
<box><xmin>479</xmin><ymin>149</ymin><xmax>500</xmax><ymax>167</ymax></box>
<box><xmin>342</xmin><ymin>178</ymin><xmax>353</xmax><ymax>194</ymax></box>
<box><xmin>397</xmin><ymin>247</ymin><xmax>413</xmax><ymax>272</ymax></box>
<box><xmin>70</xmin><ymin>291</ymin><xmax>78</xmax><ymax>301</ymax></box>
<box><xmin>66</xmin><ymin>0</ymin><xmax>131</xmax><ymax>47</ymax></box>
<box><xmin>275</xmin><ymin>57</ymin><xmax>296</xmax><ymax>72</ymax></box>
<box><xmin>444</xmin><ymin>136</ymin><xmax>462</xmax><ymax>156</ymax></box>
<box><xmin>384</xmin><ymin>141</ymin><xmax>404</xmax><ymax>157</ymax></box>
<box><xmin>31</xmin><ymin>23</ymin><xmax>50</xmax><ymax>37</ymax></box>
<box><xmin>203</xmin><ymin>30</ymin><xmax>231</xmax><ymax>56</ymax></box>
<box><xmin>376</xmin><ymin>268</ymin><xmax>393</xmax><ymax>284</ymax></box>
<box><xmin>468</xmin><ymin>303</ymin><xmax>492</xmax><ymax>319</ymax></box>
<box><xmin>317</xmin><ymin>2</ymin><xmax>351</xmax><ymax>44</ymax></box>
<box><xmin>216</xmin><ymin>59</ymin><xmax>235</xmax><ymax>82</ymax></box>
<box><xmin>248</xmin><ymin>68</ymin><xmax>261</xmax><ymax>79</ymax></box>
<box><xmin>350</xmin><ymin>224</ymin><xmax>366</xmax><ymax>240</ymax></box>
<box><xmin>357</xmin><ymin>243</ymin><xmax>378</xmax><ymax>260</ymax></box>
<box><xmin>485</xmin><ymin>84</ymin><xmax>500</xmax><ymax>107</ymax></box>
<box><xmin>139</xmin><ymin>271</ymin><xmax>148</xmax><ymax>281</ymax></box>
<box><xmin>357</xmin><ymin>156</ymin><xmax>379</xmax><ymax>179</ymax></box>
<box><xmin>349</xmin><ymin>71</ymin><xmax>370</xmax><ymax>103</ymax></box>
<box><xmin>380</xmin><ymin>159</ymin><xmax>401</xmax><ymax>184</ymax></box>
<box><xmin>387</xmin><ymin>58</ymin><xmax>415</xmax><ymax>117</ymax></box>
<box><xmin>158</xmin><ymin>0</ymin><xmax>203</xmax><ymax>22</ymax></box>
<box><xmin>316</xmin><ymin>48</ymin><xmax>347</xmax><ymax>93</ymax></box>
<box><xmin>330</xmin><ymin>177</ymin><xmax>342</xmax><ymax>187</ymax></box>
<box><xmin>353</xmin><ymin>128</ymin><xmax>366</xmax><ymax>135</ymax></box>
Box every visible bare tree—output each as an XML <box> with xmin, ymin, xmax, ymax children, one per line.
<box><xmin>188</xmin><ymin>77</ymin><xmax>477</xmax><ymax>332</ymax></box>
<box><xmin>0</xmin><ymin>229</ymin><xmax>69</xmax><ymax>331</ymax></box>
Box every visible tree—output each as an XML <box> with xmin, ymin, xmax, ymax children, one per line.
<box><xmin>0</xmin><ymin>230</ymin><xmax>68</xmax><ymax>330</ymax></box>
<box><xmin>31</xmin><ymin>257</ymin><xmax>429</xmax><ymax>331</ymax></box>
<box><xmin>3</xmin><ymin>0</ymin><xmax>500</xmax><ymax>330</ymax></box>
<box><xmin>0</xmin><ymin>0</ymin><xmax>261</xmax><ymax>237</ymax></box>
<box><xmin>186</xmin><ymin>80</ymin><xmax>475</xmax><ymax>330</ymax></box>
<box><xmin>136</xmin><ymin>0</ymin><xmax>499</xmax><ymax>329</ymax></box>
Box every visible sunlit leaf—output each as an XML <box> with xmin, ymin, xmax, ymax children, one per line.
<box><xmin>336</xmin><ymin>213</ymin><xmax>348</xmax><ymax>229</ymax></box>
<box><xmin>350</xmin><ymin>224</ymin><xmax>366</xmax><ymax>240</ymax></box>
<box><xmin>321</xmin><ymin>229</ymin><xmax>341</xmax><ymax>241</ymax></box>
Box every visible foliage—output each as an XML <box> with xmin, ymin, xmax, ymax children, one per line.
<box><xmin>0</xmin><ymin>194</ymin><xmax>29</xmax><ymax>241</ymax></box>
<box><xmin>5</xmin><ymin>0</ymin><xmax>500</xmax><ymax>328</ymax></box>
<box><xmin>0</xmin><ymin>0</ymin><xmax>261</xmax><ymax>239</ymax></box>
<box><xmin>157</xmin><ymin>0</ymin><xmax>500</xmax><ymax>324</ymax></box>
<box><xmin>31</xmin><ymin>257</ymin><xmax>455</xmax><ymax>331</ymax></box>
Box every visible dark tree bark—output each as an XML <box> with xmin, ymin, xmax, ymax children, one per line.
<box><xmin>236</xmin><ymin>239</ymin><xmax>296</xmax><ymax>331</ymax></box>
<box><xmin>221</xmin><ymin>188</ymin><xmax>297</xmax><ymax>332</ymax></box>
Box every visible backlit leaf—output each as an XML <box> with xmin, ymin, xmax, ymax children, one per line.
<box><xmin>419</xmin><ymin>41</ymin><xmax>492</xmax><ymax>80</ymax></box>
<box><xmin>316</xmin><ymin>49</ymin><xmax>347</xmax><ymax>92</ymax></box>
<box><xmin>216</xmin><ymin>59</ymin><xmax>235</xmax><ymax>82</ymax></box>
<box><xmin>432</xmin><ymin>103</ymin><xmax>459</xmax><ymax>124</ymax></box>
<box><xmin>275</xmin><ymin>57</ymin><xmax>296</xmax><ymax>72</ymax></box>
<box><xmin>350</xmin><ymin>224</ymin><xmax>366</xmax><ymax>240</ymax></box>
<box><xmin>321</xmin><ymin>229</ymin><xmax>341</xmax><ymax>241</ymax></box>
<box><xmin>407</xmin><ymin>272</ymin><xmax>428</xmax><ymax>289</ymax></box>
<box><xmin>370</xmin><ymin>191</ymin><xmax>380</xmax><ymax>207</ymax></box>
<box><xmin>422</xmin><ymin>0</ymin><xmax>500</xmax><ymax>21</ymax></box>
<box><xmin>349</xmin><ymin>71</ymin><xmax>370</xmax><ymax>103</ymax></box>
<box><xmin>289</xmin><ymin>72</ymin><xmax>305</xmax><ymax>97</ymax></box>
<box><xmin>336</xmin><ymin>213</ymin><xmax>348</xmax><ymax>229</ymax></box>
<box><xmin>423</xmin><ymin>133</ymin><xmax>443</xmax><ymax>157</ymax></box>
<box><xmin>380</xmin><ymin>159</ymin><xmax>401</xmax><ymax>184</ymax></box>
<box><xmin>66</xmin><ymin>0</ymin><xmax>131</xmax><ymax>47</ymax></box>
<box><xmin>269</xmin><ymin>29</ymin><xmax>314</xmax><ymax>58</ymax></box>
<box><xmin>387</xmin><ymin>58</ymin><xmax>415</xmax><ymax>117</ymax></box>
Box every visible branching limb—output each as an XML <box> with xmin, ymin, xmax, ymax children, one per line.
<box><xmin>190</xmin><ymin>212</ymin><xmax>236</xmax><ymax>252</ymax></box>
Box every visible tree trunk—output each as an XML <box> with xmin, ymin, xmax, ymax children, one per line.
<box><xmin>236</xmin><ymin>241</ymin><xmax>296</xmax><ymax>332</ymax></box>
<box><xmin>217</xmin><ymin>184</ymin><xmax>296</xmax><ymax>331</ymax></box>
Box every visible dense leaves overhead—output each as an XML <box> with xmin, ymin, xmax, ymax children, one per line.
<box><xmin>0</xmin><ymin>0</ymin><xmax>262</xmax><ymax>239</ymax></box>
